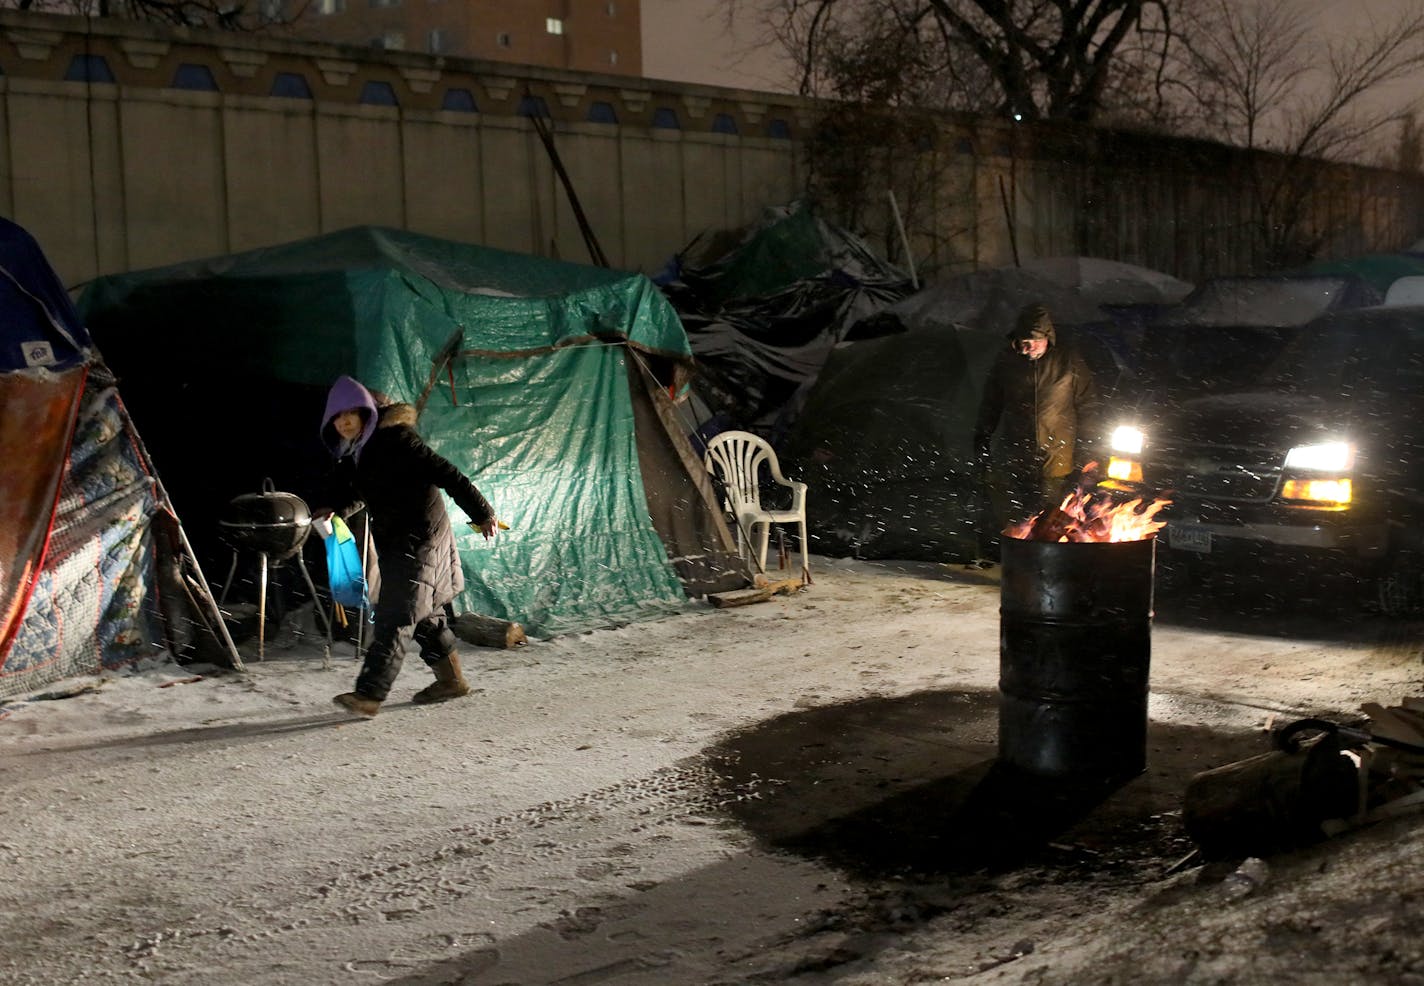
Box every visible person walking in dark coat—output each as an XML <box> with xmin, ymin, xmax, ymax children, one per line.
<box><xmin>319</xmin><ymin>375</ymin><xmax>497</xmax><ymax>717</ymax></box>
<box><xmin>973</xmin><ymin>303</ymin><xmax>1100</xmax><ymax>531</ymax></box>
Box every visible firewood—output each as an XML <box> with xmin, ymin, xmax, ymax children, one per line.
<box><xmin>1016</xmin><ymin>506</ymin><xmax>1067</xmax><ymax>542</ymax></box>
<box><xmin>451</xmin><ymin>612</ymin><xmax>527</xmax><ymax>649</ymax></box>
<box><xmin>1363</xmin><ymin>703</ymin><xmax>1424</xmax><ymax>746</ymax></box>
<box><xmin>753</xmin><ymin>575</ymin><xmax>803</xmax><ymax>595</ymax></box>
<box><xmin>708</xmin><ymin>587</ymin><xmax>774</xmax><ymax>608</ymax></box>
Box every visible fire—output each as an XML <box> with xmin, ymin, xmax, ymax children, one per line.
<box><xmin>1006</xmin><ymin>483</ymin><xmax>1172</xmax><ymax>543</ymax></box>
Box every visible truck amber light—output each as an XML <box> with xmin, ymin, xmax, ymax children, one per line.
<box><xmin>1280</xmin><ymin>477</ymin><xmax>1352</xmax><ymax>505</ymax></box>
<box><xmin>1106</xmin><ymin>457</ymin><xmax>1142</xmax><ymax>483</ymax></box>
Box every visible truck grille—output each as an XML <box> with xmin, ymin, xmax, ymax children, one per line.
<box><xmin>1144</xmin><ymin>443</ymin><xmax>1281</xmax><ymax>503</ymax></box>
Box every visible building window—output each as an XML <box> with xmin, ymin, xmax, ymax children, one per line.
<box><xmin>587</xmin><ymin>101</ymin><xmax>617</xmax><ymax>124</ymax></box>
<box><xmin>711</xmin><ymin>113</ymin><xmax>738</xmax><ymax>135</ymax></box>
<box><xmin>171</xmin><ymin>63</ymin><xmax>219</xmax><ymax>91</ymax></box>
<box><xmin>609</xmin><ymin>49</ymin><xmax>618</xmax><ymax>65</ymax></box>
<box><xmin>368</xmin><ymin>0</ymin><xmax>400</xmax><ymax>8</ymax></box>
<box><xmin>270</xmin><ymin>72</ymin><xmax>313</xmax><ymax>99</ymax></box>
<box><xmin>360</xmin><ymin>81</ymin><xmax>399</xmax><ymax>106</ymax></box>
<box><xmin>427</xmin><ymin>28</ymin><xmax>448</xmax><ymax>53</ymax></box>
<box><xmin>441</xmin><ymin>88</ymin><xmax>478</xmax><ymax>113</ymax></box>
<box><xmin>767</xmin><ymin>118</ymin><xmax>792</xmax><ymax>139</ymax></box>
<box><xmin>64</xmin><ymin>54</ymin><xmax>116</xmax><ymax>84</ymax></box>
<box><xmin>546</xmin><ymin>17</ymin><xmax>563</xmax><ymax>34</ymax></box>
<box><xmin>651</xmin><ymin>107</ymin><xmax>680</xmax><ymax>130</ymax></box>
<box><xmin>372</xmin><ymin>31</ymin><xmax>405</xmax><ymax>50</ymax></box>
<box><xmin>259</xmin><ymin>0</ymin><xmax>283</xmax><ymax>21</ymax></box>
<box><xmin>606</xmin><ymin>1</ymin><xmax>616</xmax><ymax>14</ymax></box>
<box><xmin>317</xmin><ymin>0</ymin><xmax>345</xmax><ymax>12</ymax></box>
<box><xmin>496</xmin><ymin>32</ymin><xmax>512</xmax><ymax>47</ymax></box>
<box><xmin>517</xmin><ymin>94</ymin><xmax>551</xmax><ymax>118</ymax></box>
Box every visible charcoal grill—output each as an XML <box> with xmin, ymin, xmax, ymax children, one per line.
<box><xmin>217</xmin><ymin>478</ymin><xmax>329</xmax><ymax>659</ymax></box>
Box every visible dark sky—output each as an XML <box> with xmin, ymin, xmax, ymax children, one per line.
<box><xmin>641</xmin><ymin>0</ymin><xmax>792</xmax><ymax>91</ymax></box>
<box><xmin>642</xmin><ymin>0</ymin><xmax>1423</xmax><ymax>122</ymax></box>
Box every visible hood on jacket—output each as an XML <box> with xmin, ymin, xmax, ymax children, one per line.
<box><xmin>321</xmin><ymin>375</ymin><xmax>379</xmax><ymax>455</ymax></box>
<box><xmin>1006</xmin><ymin>302</ymin><xmax>1057</xmax><ymax>347</ymax></box>
<box><xmin>376</xmin><ymin>402</ymin><xmax>419</xmax><ymax>429</ymax></box>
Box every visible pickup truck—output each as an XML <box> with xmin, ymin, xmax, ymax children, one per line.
<box><xmin>1100</xmin><ymin>304</ymin><xmax>1424</xmax><ymax>614</ymax></box>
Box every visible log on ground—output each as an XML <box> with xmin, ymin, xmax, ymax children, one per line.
<box><xmin>452</xmin><ymin>612</ymin><xmax>527</xmax><ymax>649</ymax></box>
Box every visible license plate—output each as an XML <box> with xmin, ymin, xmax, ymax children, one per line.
<box><xmin>1168</xmin><ymin>523</ymin><xmax>1212</xmax><ymax>553</ymax></box>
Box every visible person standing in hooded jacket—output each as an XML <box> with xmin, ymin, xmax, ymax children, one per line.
<box><xmin>973</xmin><ymin>303</ymin><xmax>1100</xmax><ymax>533</ymax></box>
<box><xmin>319</xmin><ymin>375</ymin><xmax>497</xmax><ymax>717</ymax></box>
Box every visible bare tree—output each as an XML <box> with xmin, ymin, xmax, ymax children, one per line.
<box><xmin>732</xmin><ymin>1</ymin><xmax>1180</xmax><ymax>271</ymax></box>
<box><xmin>1395</xmin><ymin>112</ymin><xmax>1424</xmax><ymax>174</ymax></box>
<box><xmin>7</xmin><ymin>0</ymin><xmax>311</xmax><ymax>31</ymax></box>
<box><xmin>742</xmin><ymin>0</ymin><xmax>1174</xmax><ymax>123</ymax></box>
<box><xmin>798</xmin><ymin>4</ymin><xmax>974</xmax><ymax>267</ymax></box>
<box><xmin>1169</xmin><ymin>0</ymin><xmax>1424</xmax><ymax>266</ymax></box>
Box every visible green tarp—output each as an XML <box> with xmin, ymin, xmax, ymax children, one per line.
<box><xmin>80</xmin><ymin>227</ymin><xmax>723</xmax><ymax>637</ymax></box>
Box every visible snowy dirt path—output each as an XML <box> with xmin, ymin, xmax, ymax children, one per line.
<box><xmin>1</xmin><ymin>557</ymin><xmax>1421</xmax><ymax>984</ymax></box>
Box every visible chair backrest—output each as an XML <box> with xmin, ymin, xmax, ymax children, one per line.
<box><xmin>703</xmin><ymin>430</ymin><xmax>776</xmax><ymax>512</ymax></box>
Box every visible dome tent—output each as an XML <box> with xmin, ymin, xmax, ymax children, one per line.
<box><xmin>79</xmin><ymin>227</ymin><xmax>748</xmax><ymax>638</ymax></box>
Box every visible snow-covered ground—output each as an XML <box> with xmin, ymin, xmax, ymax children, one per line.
<box><xmin>2</xmin><ymin>555</ymin><xmax>1422</xmax><ymax>984</ymax></box>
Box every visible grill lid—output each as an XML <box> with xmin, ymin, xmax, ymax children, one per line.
<box><xmin>218</xmin><ymin>478</ymin><xmax>312</xmax><ymax>559</ymax></box>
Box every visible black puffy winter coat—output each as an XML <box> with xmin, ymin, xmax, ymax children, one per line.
<box><xmin>327</xmin><ymin>403</ymin><xmax>494</xmax><ymax>622</ymax></box>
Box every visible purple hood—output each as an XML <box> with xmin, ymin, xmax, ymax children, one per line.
<box><xmin>321</xmin><ymin>375</ymin><xmax>379</xmax><ymax>456</ymax></box>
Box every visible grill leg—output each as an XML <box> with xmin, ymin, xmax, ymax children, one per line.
<box><xmin>219</xmin><ymin>552</ymin><xmax>238</xmax><ymax>607</ymax></box>
<box><xmin>257</xmin><ymin>552</ymin><xmax>268</xmax><ymax>662</ymax></box>
<box><xmin>293</xmin><ymin>553</ymin><xmax>332</xmax><ymax>669</ymax></box>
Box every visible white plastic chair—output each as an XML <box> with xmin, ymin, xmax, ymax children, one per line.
<box><xmin>703</xmin><ymin>430</ymin><xmax>809</xmax><ymax>581</ymax></box>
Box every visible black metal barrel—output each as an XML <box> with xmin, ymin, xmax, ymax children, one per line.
<box><xmin>998</xmin><ymin>536</ymin><xmax>1156</xmax><ymax>779</ymax></box>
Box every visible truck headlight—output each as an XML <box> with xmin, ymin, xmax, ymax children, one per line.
<box><xmin>1098</xmin><ymin>425</ymin><xmax>1146</xmax><ymax>487</ymax></box>
<box><xmin>1110</xmin><ymin>425</ymin><xmax>1145</xmax><ymax>455</ymax></box>
<box><xmin>1283</xmin><ymin>441</ymin><xmax>1354</xmax><ymax>471</ymax></box>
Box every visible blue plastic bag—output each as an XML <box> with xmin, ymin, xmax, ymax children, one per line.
<box><xmin>324</xmin><ymin>515</ymin><xmax>368</xmax><ymax>608</ymax></box>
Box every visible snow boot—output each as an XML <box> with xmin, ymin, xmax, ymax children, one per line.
<box><xmin>333</xmin><ymin>691</ymin><xmax>381</xmax><ymax>717</ymax></box>
<box><xmin>412</xmin><ymin>652</ymin><xmax>470</xmax><ymax>704</ymax></box>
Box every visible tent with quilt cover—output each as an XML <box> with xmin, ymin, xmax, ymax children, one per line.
<box><xmin>0</xmin><ymin>219</ymin><xmax>235</xmax><ymax>703</ymax></box>
<box><xmin>78</xmin><ymin>226</ymin><xmax>749</xmax><ymax>639</ymax></box>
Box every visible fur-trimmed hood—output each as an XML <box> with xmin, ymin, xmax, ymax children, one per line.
<box><xmin>377</xmin><ymin>402</ymin><xmax>418</xmax><ymax>429</ymax></box>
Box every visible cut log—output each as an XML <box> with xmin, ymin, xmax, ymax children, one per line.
<box><xmin>710</xmin><ymin>576</ymin><xmax>803</xmax><ymax>609</ymax></box>
<box><xmin>452</xmin><ymin>612</ymin><xmax>527</xmax><ymax>649</ymax></box>
<box><xmin>708</xmin><ymin>587</ymin><xmax>773</xmax><ymax>609</ymax></box>
<box><xmin>753</xmin><ymin>575</ymin><xmax>803</xmax><ymax>596</ymax></box>
<box><xmin>1182</xmin><ymin>735</ymin><xmax>1360</xmax><ymax>859</ymax></box>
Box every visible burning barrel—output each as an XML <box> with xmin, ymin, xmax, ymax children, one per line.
<box><xmin>997</xmin><ymin>491</ymin><xmax>1163</xmax><ymax>779</ymax></box>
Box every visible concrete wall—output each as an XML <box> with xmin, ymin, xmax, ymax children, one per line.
<box><xmin>2</xmin><ymin>10</ymin><xmax>1422</xmax><ymax>291</ymax></box>
<box><xmin>0</xmin><ymin>11</ymin><xmax>806</xmax><ymax>287</ymax></box>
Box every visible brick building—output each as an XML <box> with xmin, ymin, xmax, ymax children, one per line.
<box><xmin>281</xmin><ymin>0</ymin><xmax>642</xmax><ymax>76</ymax></box>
